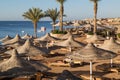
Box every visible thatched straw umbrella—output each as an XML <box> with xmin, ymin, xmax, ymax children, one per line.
<box><xmin>10</xmin><ymin>39</ymin><xmax>48</xmax><ymax>57</ymax></box>
<box><xmin>99</xmin><ymin>37</ymin><xmax>120</xmax><ymax>53</ymax></box>
<box><xmin>0</xmin><ymin>49</ymin><xmax>36</xmax><ymax>76</ymax></box>
<box><xmin>21</xmin><ymin>33</ymin><xmax>31</xmax><ymax>39</ymax></box>
<box><xmin>83</xmin><ymin>24</ymin><xmax>93</xmax><ymax>31</ymax></box>
<box><xmin>29</xmin><ymin>60</ymin><xmax>51</xmax><ymax>72</ymax></box>
<box><xmin>66</xmin><ymin>43</ymin><xmax>117</xmax><ymax>80</ymax></box>
<box><xmin>54</xmin><ymin>35</ymin><xmax>84</xmax><ymax>48</ymax></box>
<box><xmin>34</xmin><ymin>33</ymin><xmax>58</xmax><ymax>42</ymax></box>
<box><xmin>2</xmin><ymin>34</ymin><xmax>23</xmax><ymax>45</ymax></box>
<box><xmin>7</xmin><ymin>42</ymin><xmax>23</xmax><ymax>49</ymax></box>
<box><xmin>72</xmin><ymin>21</ymin><xmax>81</xmax><ymax>28</ymax></box>
<box><xmin>0</xmin><ymin>49</ymin><xmax>50</xmax><ymax>77</ymax></box>
<box><xmin>83</xmin><ymin>23</ymin><xmax>106</xmax><ymax>31</ymax></box>
<box><xmin>53</xmin><ymin>21</ymin><xmax>68</xmax><ymax>27</ymax></box>
<box><xmin>54</xmin><ymin>35</ymin><xmax>84</xmax><ymax>52</ymax></box>
<box><xmin>84</xmin><ymin>34</ymin><xmax>105</xmax><ymax>43</ymax></box>
<box><xmin>0</xmin><ymin>35</ymin><xmax>12</xmax><ymax>43</ymax></box>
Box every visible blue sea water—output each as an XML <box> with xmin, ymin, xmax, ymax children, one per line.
<box><xmin>0</xmin><ymin>21</ymin><xmax>75</xmax><ymax>45</ymax></box>
<box><xmin>0</xmin><ymin>21</ymin><xmax>53</xmax><ymax>39</ymax></box>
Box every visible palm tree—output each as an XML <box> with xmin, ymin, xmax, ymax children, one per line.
<box><xmin>22</xmin><ymin>8</ymin><xmax>44</xmax><ymax>38</ymax></box>
<box><xmin>90</xmin><ymin>0</ymin><xmax>101</xmax><ymax>34</ymax></box>
<box><xmin>56</xmin><ymin>0</ymin><xmax>66</xmax><ymax>31</ymax></box>
<box><xmin>45</xmin><ymin>8</ymin><xmax>60</xmax><ymax>31</ymax></box>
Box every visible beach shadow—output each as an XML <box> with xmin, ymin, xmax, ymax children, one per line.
<box><xmin>71</xmin><ymin>62</ymin><xmax>97</xmax><ymax>68</ymax></box>
<box><xmin>48</xmin><ymin>46</ymin><xmax>65</xmax><ymax>51</ymax></box>
<box><xmin>49</xmin><ymin>53</ymin><xmax>65</xmax><ymax>58</ymax></box>
<box><xmin>39</xmin><ymin>71</ymin><xmax>59</xmax><ymax>80</ymax></box>
<box><xmin>71</xmin><ymin>70</ymin><xmax>111</xmax><ymax>78</ymax></box>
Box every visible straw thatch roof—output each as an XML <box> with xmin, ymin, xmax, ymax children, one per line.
<box><xmin>0</xmin><ymin>49</ymin><xmax>35</xmax><ymax>73</ymax></box>
<box><xmin>29</xmin><ymin>60</ymin><xmax>51</xmax><ymax>72</ymax></box>
<box><xmin>53</xmin><ymin>22</ymin><xmax>68</xmax><ymax>26</ymax></box>
<box><xmin>57</xmin><ymin>70</ymin><xmax>82</xmax><ymax>80</ymax></box>
<box><xmin>54</xmin><ymin>35</ymin><xmax>84</xmax><ymax>47</ymax></box>
<box><xmin>83</xmin><ymin>24</ymin><xmax>93</xmax><ymax>31</ymax></box>
<box><xmin>99</xmin><ymin>37</ymin><xmax>120</xmax><ymax>53</ymax></box>
<box><xmin>0</xmin><ymin>35</ymin><xmax>12</xmax><ymax>43</ymax></box>
<box><xmin>34</xmin><ymin>33</ymin><xmax>58</xmax><ymax>42</ymax></box>
<box><xmin>84</xmin><ymin>34</ymin><xmax>105</xmax><ymax>43</ymax></box>
<box><xmin>67</xmin><ymin>43</ymin><xmax>117</xmax><ymax>61</ymax></box>
<box><xmin>2</xmin><ymin>34</ymin><xmax>23</xmax><ymax>45</ymax></box>
<box><xmin>83</xmin><ymin>23</ymin><xmax>108</xmax><ymax>30</ymax></box>
<box><xmin>0</xmin><ymin>49</ymin><xmax>50</xmax><ymax>77</ymax></box>
<box><xmin>6</xmin><ymin>39</ymin><xmax>48</xmax><ymax>57</ymax></box>
<box><xmin>60</xmin><ymin>32</ymin><xmax>72</xmax><ymax>40</ymax></box>
<box><xmin>21</xmin><ymin>33</ymin><xmax>31</xmax><ymax>39</ymax></box>
<box><xmin>7</xmin><ymin>42</ymin><xmax>23</xmax><ymax>48</ymax></box>
<box><xmin>72</xmin><ymin>21</ymin><xmax>81</xmax><ymax>27</ymax></box>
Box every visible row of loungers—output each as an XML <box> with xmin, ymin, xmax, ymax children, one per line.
<box><xmin>48</xmin><ymin>60</ymin><xmax>83</xmax><ymax>67</ymax></box>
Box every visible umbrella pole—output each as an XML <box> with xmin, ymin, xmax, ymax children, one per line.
<box><xmin>27</xmin><ymin>56</ymin><xmax>30</xmax><ymax>61</ymax></box>
<box><xmin>110</xmin><ymin>59</ymin><xmax>113</xmax><ymax>67</ymax></box>
<box><xmin>90</xmin><ymin>61</ymin><xmax>92</xmax><ymax>80</ymax></box>
<box><xmin>46</xmin><ymin>42</ymin><xmax>49</xmax><ymax>49</ymax></box>
<box><xmin>69</xmin><ymin>46</ymin><xmax>72</xmax><ymax>52</ymax></box>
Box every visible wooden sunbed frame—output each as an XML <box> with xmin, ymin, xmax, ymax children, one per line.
<box><xmin>49</xmin><ymin>62</ymin><xmax>71</xmax><ymax>67</ymax></box>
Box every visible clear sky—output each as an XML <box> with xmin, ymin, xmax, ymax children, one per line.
<box><xmin>0</xmin><ymin>0</ymin><xmax>120</xmax><ymax>21</ymax></box>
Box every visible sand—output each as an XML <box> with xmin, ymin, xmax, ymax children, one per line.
<box><xmin>40</xmin><ymin>35</ymin><xmax>120</xmax><ymax>80</ymax></box>
<box><xmin>1</xmin><ymin>34</ymin><xmax>120</xmax><ymax>80</ymax></box>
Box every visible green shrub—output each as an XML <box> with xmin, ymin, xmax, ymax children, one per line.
<box><xmin>87</xmin><ymin>30</ymin><xmax>107</xmax><ymax>37</ymax></box>
<box><xmin>87</xmin><ymin>31</ymin><xmax>93</xmax><ymax>35</ymax></box>
<box><xmin>97</xmin><ymin>30</ymin><xmax>107</xmax><ymax>37</ymax></box>
<box><xmin>97</xmin><ymin>31</ymin><xmax>102</xmax><ymax>35</ymax></box>
<box><xmin>117</xmin><ymin>33</ymin><xmax>120</xmax><ymax>38</ymax></box>
<box><xmin>51</xmin><ymin>30</ymin><xmax>67</xmax><ymax>34</ymax></box>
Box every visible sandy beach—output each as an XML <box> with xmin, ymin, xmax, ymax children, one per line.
<box><xmin>35</xmin><ymin>35</ymin><xmax>120</xmax><ymax>80</ymax></box>
<box><xmin>0</xmin><ymin>22</ymin><xmax>120</xmax><ymax>80</ymax></box>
